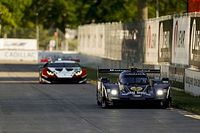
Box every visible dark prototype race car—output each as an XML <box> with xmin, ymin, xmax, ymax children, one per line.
<box><xmin>96</xmin><ymin>68</ymin><xmax>171</xmax><ymax>108</ymax></box>
<box><xmin>39</xmin><ymin>59</ymin><xmax>87</xmax><ymax>84</ymax></box>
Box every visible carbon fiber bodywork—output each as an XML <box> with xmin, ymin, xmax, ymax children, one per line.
<box><xmin>39</xmin><ymin>60</ymin><xmax>87</xmax><ymax>84</ymax></box>
<box><xmin>96</xmin><ymin>68</ymin><xmax>171</xmax><ymax>108</ymax></box>
<box><xmin>40</xmin><ymin>75</ymin><xmax>87</xmax><ymax>84</ymax></box>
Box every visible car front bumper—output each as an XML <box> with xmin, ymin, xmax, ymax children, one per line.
<box><xmin>41</xmin><ymin>76</ymin><xmax>87</xmax><ymax>83</ymax></box>
<box><xmin>106</xmin><ymin>94</ymin><xmax>169</xmax><ymax>105</ymax></box>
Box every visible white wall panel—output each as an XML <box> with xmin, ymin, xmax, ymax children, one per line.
<box><xmin>172</xmin><ymin>16</ymin><xmax>190</xmax><ymax>65</ymax></box>
<box><xmin>185</xmin><ymin>68</ymin><xmax>200</xmax><ymax>96</ymax></box>
<box><xmin>0</xmin><ymin>50</ymin><xmax>38</xmax><ymax>62</ymax></box>
<box><xmin>145</xmin><ymin>19</ymin><xmax>159</xmax><ymax>64</ymax></box>
<box><xmin>0</xmin><ymin>38</ymin><xmax>37</xmax><ymax>50</ymax></box>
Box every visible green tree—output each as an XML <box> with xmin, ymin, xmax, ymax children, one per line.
<box><xmin>148</xmin><ymin>0</ymin><xmax>187</xmax><ymax>18</ymax></box>
<box><xmin>0</xmin><ymin>0</ymin><xmax>32</xmax><ymax>27</ymax></box>
<box><xmin>0</xmin><ymin>3</ymin><xmax>15</xmax><ymax>26</ymax></box>
<box><xmin>1</xmin><ymin>0</ymin><xmax>189</xmax><ymax>33</ymax></box>
<box><xmin>23</xmin><ymin>0</ymin><xmax>79</xmax><ymax>32</ymax></box>
<box><xmin>85</xmin><ymin>0</ymin><xmax>138</xmax><ymax>23</ymax></box>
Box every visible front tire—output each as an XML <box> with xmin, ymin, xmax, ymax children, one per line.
<box><xmin>101</xmin><ymin>98</ymin><xmax>109</xmax><ymax>108</ymax></box>
<box><xmin>159</xmin><ymin>99</ymin><xmax>171</xmax><ymax>109</ymax></box>
<box><xmin>97</xmin><ymin>100</ymin><xmax>101</xmax><ymax>106</ymax></box>
<box><xmin>39</xmin><ymin>76</ymin><xmax>43</xmax><ymax>84</ymax></box>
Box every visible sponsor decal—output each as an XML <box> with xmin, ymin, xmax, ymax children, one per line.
<box><xmin>0</xmin><ymin>50</ymin><xmax>38</xmax><ymax>61</ymax></box>
<box><xmin>174</xmin><ymin>20</ymin><xmax>178</xmax><ymax>57</ymax></box>
<box><xmin>185</xmin><ymin>69</ymin><xmax>200</xmax><ymax>96</ymax></box>
<box><xmin>147</xmin><ymin>25</ymin><xmax>157</xmax><ymax>49</ymax></box>
<box><xmin>145</xmin><ymin>20</ymin><xmax>159</xmax><ymax>64</ymax></box>
<box><xmin>111</xmin><ymin>30</ymin><xmax>138</xmax><ymax>40</ymax></box>
<box><xmin>4</xmin><ymin>42</ymin><xmax>26</xmax><ymax>46</ymax></box>
<box><xmin>173</xmin><ymin>22</ymin><xmax>186</xmax><ymax>49</ymax></box>
<box><xmin>0</xmin><ymin>39</ymin><xmax>37</xmax><ymax>50</ymax></box>
<box><xmin>158</xmin><ymin>20</ymin><xmax>173</xmax><ymax>62</ymax></box>
<box><xmin>185</xmin><ymin>76</ymin><xmax>200</xmax><ymax>87</ymax></box>
<box><xmin>147</xmin><ymin>25</ymin><xmax>152</xmax><ymax>48</ymax></box>
<box><xmin>130</xmin><ymin>87</ymin><xmax>143</xmax><ymax>92</ymax></box>
<box><xmin>190</xmin><ymin>18</ymin><xmax>200</xmax><ymax>67</ymax></box>
<box><xmin>172</xmin><ymin>16</ymin><xmax>190</xmax><ymax>65</ymax></box>
<box><xmin>4</xmin><ymin>51</ymin><xmax>36</xmax><ymax>58</ymax></box>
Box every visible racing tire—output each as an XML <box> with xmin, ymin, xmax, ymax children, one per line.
<box><xmin>81</xmin><ymin>81</ymin><xmax>87</xmax><ymax>84</ymax></box>
<box><xmin>97</xmin><ymin>100</ymin><xmax>101</xmax><ymax>106</ymax></box>
<box><xmin>160</xmin><ymin>99</ymin><xmax>170</xmax><ymax>109</ymax></box>
<box><xmin>39</xmin><ymin>76</ymin><xmax>43</xmax><ymax>84</ymax></box>
<box><xmin>101</xmin><ymin>98</ymin><xmax>109</xmax><ymax>109</ymax></box>
<box><xmin>96</xmin><ymin>90</ymin><xmax>101</xmax><ymax>106</ymax></box>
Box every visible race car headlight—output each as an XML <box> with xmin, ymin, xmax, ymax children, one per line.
<box><xmin>111</xmin><ymin>89</ymin><xmax>118</xmax><ymax>96</ymax></box>
<box><xmin>156</xmin><ymin>89</ymin><xmax>164</xmax><ymax>96</ymax></box>
<box><xmin>47</xmin><ymin>70</ymin><xmax>55</xmax><ymax>76</ymax></box>
<box><xmin>75</xmin><ymin>70</ymin><xmax>82</xmax><ymax>76</ymax></box>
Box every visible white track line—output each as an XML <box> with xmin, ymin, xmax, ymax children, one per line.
<box><xmin>0</xmin><ymin>72</ymin><xmax>38</xmax><ymax>77</ymax></box>
<box><xmin>184</xmin><ymin>115</ymin><xmax>200</xmax><ymax>120</ymax></box>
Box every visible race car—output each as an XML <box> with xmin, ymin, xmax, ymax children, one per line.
<box><xmin>39</xmin><ymin>59</ymin><xmax>87</xmax><ymax>83</ymax></box>
<box><xmin>96</xmin><ymin>68</ymin><xmax>171</xmax><ymax>108</ymax></box>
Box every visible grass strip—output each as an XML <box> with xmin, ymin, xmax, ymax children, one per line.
<box><xmin>171</xmin><ymin>89</ymin><xmax>200</xmax><ymax>115</ymax></box>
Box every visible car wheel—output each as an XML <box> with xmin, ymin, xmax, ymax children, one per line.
<box><xmin>160</xmin><ymin>100</ymin><xmax>170</xmax><ymax>109</ymax></box>
<box><xmin>39</xmin><ymin>76</ymin><xmax>43</xmax><ymax>84</ymax></box>
<box><xmin>82</xmin><ymin>81</ymin><xmax>87</xmax><ymax>84</ymax></box>
<box><xmin>96</xmin><ymin>91</ymin><xmax>101</xmax><ymax>106</ymax></box>
<box><xmin>97</xmin><ymin>100</ymin><xmax>101</xmax><ymax>106</ymax></box>
<box><xmin>101</xmin><ymin>98</ymin><xmax>108</xmax><ymax>109</ymax></box>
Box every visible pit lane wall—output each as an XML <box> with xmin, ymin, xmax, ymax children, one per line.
<box><xmin>78</xmin><ymin>12</ymin><xmax>200</xmax><ymax>96</ymax></box>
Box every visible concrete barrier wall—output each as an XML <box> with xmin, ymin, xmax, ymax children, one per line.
<box><xmin>0</xmin><ymin>38</ymin><xmax>37</xmax><ymax>50</ymax></box>
<box><xmin>0</xmin><ymin>49</ymin><xmax>79</xmax><ymax>64</ymax></box>
<box><xmin>185</xmin><ymin>68</ymin><xmax>200</xmax><ymax>96</ymax></box>
<box><xmin>0</xmin><ymin>50</ymin><xmax>38</xmax><ymax>63</ymax></box>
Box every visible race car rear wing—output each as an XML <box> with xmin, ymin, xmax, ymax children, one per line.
<box><xmin>57</xmin><ymin>58</ymin><xmax>80</xmax><ymax>62</ymax></box>
<box><xmin>98</xmin><ymin>69</ymin><xmax>129</xmax><ymax>73</ymax></box>
<box><xmin>97</xmin><ymin>67</ymin><xmax>161</xmax><ymax>79</ymax></box>
<box><xmin>98</xmin><ymin>68</ymin><xmax>160</xmax><ymax>73</ymax></box>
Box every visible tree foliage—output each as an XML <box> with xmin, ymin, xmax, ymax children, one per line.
<box><xmin>0</xmin><ymin>0</ymin><xmax>32</xmax><ymax>27</ymax></box>
<box><xmin>0</xmin><ymin>3</ymin><xmax>15</xmax><ymax>26</ymax></box>
<box><xmin>0</xmin><ymin>0</ymin><xmax>188</xmax><ymax>31</ymax></box>
<box><xmin>148</xmin><ymin>0</ymin><xmax>188</xmax><ymax>18</ymax></box>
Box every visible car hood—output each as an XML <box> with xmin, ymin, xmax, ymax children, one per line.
<box><xmin>104</xmin><ymin>83</ymin><xmax>148</xmax><ymax>92</ymax></box>
<box><xmin>48</xmin><ymin>67</ymin><xmax>80</xmax><ymax>78</ymax></box>
<box><xmin>123</xmin><ymin>84</ymin><xmax>147</xmax><ymax>92</ymax></box>
<box><xmin>153</xmin><ymin>83</ymin><xmax>170</xmax><ymax>89</ymax></box>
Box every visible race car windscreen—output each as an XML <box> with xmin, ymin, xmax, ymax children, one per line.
<box><xmin>120</xmin><ymin>75</ymin><xmax>148</xmax><ymax>85</ymax></box>
<box><xmin>47</xmin><ymin>63</ymin><xmax>81</xmax><ymax>67</ymax></box>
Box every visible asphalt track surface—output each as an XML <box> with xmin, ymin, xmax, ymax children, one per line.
<box><xmin>0</xmin><ymin>64</ymin><xmax>200</xmax><ymax>133</ymax></box>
